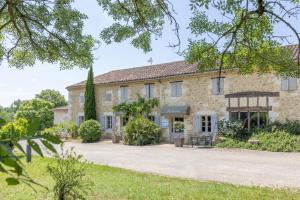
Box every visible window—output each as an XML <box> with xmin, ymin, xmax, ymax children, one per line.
<box><xmin>172</xmin><ymin>117</ymin><xmax>184</xmax><ymax>133</ymax></box>
<box><xmin>79</xmin><ymin>93</ymin><xmax>84</xmax><ymax>103</ymax></box>
<box><xmin>145</xmin><ymin>83</ymin><xmax>154</xmax><ymax>99</ymax></box>
<box><xmin>281</xmin><ymin>77</ymin><xmax>297</xmax><ymax>91</ymax></box>
<box><xmin>104</xmin><ymin>91</ymin><xmax>112</xmax><ymax>102</ymax></box>
<box><xmin>201</xmin><ymin>115</ymin><xmax>212</xmax><ymax>133</ymax></box>
<box><xmin>148</xmin><ymin>115</ymin><xmax>155</xmax><ymax>122</ymax></box>
<box><xmin>105</xmin><ymin>116</ymin><xmax>113</xmax><ymax>130</ymax></box>
<box><xmin>122</xmin><ymin>117</ymin><xmax>129</xmax><ymax>126</ymax></box>
<box><xmin>120</xmin><ymin>86</ymin><xmax>128</xmax><ymax>102</ymax></box>
<box><xmin>171</xmin><ymin>81</ymin><xmax>182</xmax><ymax>97</ymax></box>
<box><xmin>211</xmin><ymin>77</ymin><xmax>224</xmax><ymax>95</ymax></box>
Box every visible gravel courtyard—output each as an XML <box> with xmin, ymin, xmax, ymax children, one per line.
<box><xmin>59</xmin><ymin>141</ymin><xmax>300</xmax><ymax>188</ymax></box>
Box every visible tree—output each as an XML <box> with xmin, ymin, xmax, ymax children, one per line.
<box><xmin>185</xmin><ymin>0</ymin><xmax>300</xmax><ymax>77</ymax></box>
<box><xmin>36</xmin><ymin>89</ymin><xmax>67</xmax><ymax>108</ymax></box>
<box><xmin>0</xmin><ymin>0</ymin><xmax>94</xmax><ymax>69</ymax></box>
<box><xmin>15</xmin><ymin>98</ymin><xmax>54</xmax><ymax>130</ymax></box>
<box><xmin>84</xmin><ymin>67</ymin><xmax>96</xmax><ymax>120</ymax></box>
<box><xmin>113</xmin><ymin>94</ymin><xmax>159</xmax><ymax>118</ymax></box>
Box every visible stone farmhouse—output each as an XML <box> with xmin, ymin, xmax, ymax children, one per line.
<box><xmin>65</xmin><ymin>44</ymin><xmax>299</xmax><ymax>142</ymax></box>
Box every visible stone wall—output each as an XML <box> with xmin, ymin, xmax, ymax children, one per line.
<box><xmin>67</xmin><ymin>71</ymin><xmax>300</xmax><ymax>142</ymax></box>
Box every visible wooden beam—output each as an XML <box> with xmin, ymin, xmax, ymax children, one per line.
<box><xmin>225</xmin><ymin>91</ymin><xmax>280</xmax><ymax>98</ymax></box>
<box><xmin>226</xmin><ymin>106</ymin><xmax>272</xmax><ymax>112</ymax></box>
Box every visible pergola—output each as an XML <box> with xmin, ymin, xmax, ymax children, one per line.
<box><xmin>225</xmin><ymin>91</ymin><xmax>280</xmax><ymax>130</ymax></box>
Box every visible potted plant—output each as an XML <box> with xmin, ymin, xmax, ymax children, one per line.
<box><xmin>173</xmin><ymin>121</ymin><xmax>184</xmax><ymax>147</ymax></box>
<box><xmin>112</xmin><ymin>127</ymin><xmax>121</xmax><ymax>144</ymax></box>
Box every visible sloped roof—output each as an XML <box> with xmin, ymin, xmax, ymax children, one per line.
<box><xmin>67</xmin><ymin>44</ymin><xmax>299</xmax><ymax>89</ymax></box>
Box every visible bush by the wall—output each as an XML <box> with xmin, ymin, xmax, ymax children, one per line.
<box><xmin>217</xmin><ymin>130</ymin><xmax>300</xmax><ymax>152</ymax></box>
<box><xmin>79</xmin><ymin>120</ymin><xmax>101</xmax><ymax>143</ymax></box>
<box><xmin>124</xmin><ymin>116</ymin><xmax>160</xmax><ymax>146</ymax></box>
<box><xmin>218</xmin><ymin>119</ymin><xmax>245</xmax><ymax>139</ymax></box>
<box><xmin>264</xmin><ymin>120</ymin><xmax>300</xmax><ymax>135</ymax></box>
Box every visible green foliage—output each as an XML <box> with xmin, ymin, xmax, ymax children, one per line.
<box><xmin>42</xmin><ymin>121</ymin><xmax>79</xmax><ymax>139</ymax></box>
<box><xmin>15</xmin><ymin>98</ymin><xmax>54</xmax><ymax>130</ymax></box>
<box><xmin>113</xmin><ymin>94</ymin><xmax>159</xmax><ymax>118</ymax></box>
<box><xmin>79</xmin><ymin>120</ymin><xmax>101</xmax><ymax>143</ymax></box>
<box><xmin>98</xmin><ymin>0</ymin><xmax>179</xmax><ymax>53</ymax></box>
<box><xmin>264</xmin><ymin>120</ymin><xmax>300</xmax><ymax>135</ymax></box>
<box><xmin>186</xmin><ymin>1</ymin><xmax>300</xmax><ymax>76</ymax></box>
<box><xmin>124</xmin><ymin>116</ymin><xmax>160</xmax><ymax>146</ymax></box>
<box><xmin>218</xmin><ymin>119</ymin><xmax>245</xmax><ymax>138</ymax></box>
<box><xmin>0</xmin><ymin>0</ymin><xmax>94</xmax><ymax>69</ymax></box>
<box><xmin>47</xmin><ymin>149</ymin><xmax>92</xmax><ymax>200</ymax></box>
<box><xmin>84</xmin><ymin>67</ymin><xmax>96</xmax><ymax>121</ymax></box>
<box><xmin>217</xmin><ymin>130</ymin><xmax>300</xmax><ymax>152</ymax></box>
<box><xmin>36</xmin><ymin>89</ymin><xmax>67</xmax><ymax>108</ymax></box>
<box><xmin>0</xmin><ymin>118</ymin><xmax>29</xmax><ymax>142</ymax></box>
<box><xmin>0</xmin><ymin>117</ymin><xmax>62</xmax><ymax>186</ymax></box>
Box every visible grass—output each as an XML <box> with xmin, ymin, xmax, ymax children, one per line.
<box><xmin>0</xmin><ymin>156</ymin><xmax>300</xmax><ymax>200</ymax></box>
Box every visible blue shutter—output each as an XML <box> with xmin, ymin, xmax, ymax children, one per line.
<box><xmin>211</xmin><ymin>114</ymin><xmax>218</xmax><ymax>134</ymax></box>
<box><xmin>281</xmin><ymin>78</ymin><xmax>289</xmax><ymax>91</ymax></box>
<box><xmin>100</xmin><ymin>114</ymin><xmax>105</xmax><ymax>131</ymax></box>
<box><xmin>154</xmin><ymin>114</ymin><xmax>160</xmax><ymax>126</ymax></box>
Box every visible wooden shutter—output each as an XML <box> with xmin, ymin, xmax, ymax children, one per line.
<box><xmin>150</xmin><ymin>84</ymin><xmax>154</xmax><ymax>98</ymax></box>
<box><xmin>193</xmin><ymin>114</ymin><xmax>201</xmax><ymax>134</ymax></box>
<box><xmin>289</xmin><ymin>77</ymin><xmax>297</xmax><ymax>91</ymax></box>
<box><xmin>76</xmin><ymin>116</ymin><xmax>80</xmax><ymax>126</ymax></box>
<box><xmin>220</xmin><ymin>78</ymin><xmax>224</xmax><ymax>94</ymax></box>
<box><xmin>177</xmin><ymin>82</ymin><xmax>182</xmax><ymax>96</ymax></box>
<box><xmin>281</xmin><ymin>78</ymin><xmax>289</xmax><ymax>91</ymax></box>
<box><xmin>112</xmin><ymin>115</ymin><xmax>116</xmax><ymax>128</ymax></box>
<box><xmin>171</xmin><ymin>83</ymin><xmax>176</xmax><ymax>97</ymax></box>
<box><xmin>211</xmin><ymin>79</ymin><xmax>217</xmax><ymax>94</ymax></box>
<box><xmin>100</xmin><ymin>114</ymin><xmax>105</xmax><ymax>131</ymax></box>
<box><xmin>211</xmin><ymin>114</ymin><xmax>218</xmax><ymax>134</ymax></box>
<box><xmin>154</xmin><ymin>114</ymin><xmax>160</xmax><ymax>126</ymax></box>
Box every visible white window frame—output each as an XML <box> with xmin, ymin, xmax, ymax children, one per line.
<box><xmin>171</xmin><ymin>81</ymin><xmax>183</xmax><ymax>97</ymax></box>
<box><xmin>145</xmin><ymin>83</ymin><xmax>154</xmax><ymax>99</ymax></box>
<box><xmin>211</xmin><ymin>77</ymin><xmax>224</xmax><ymax>95</ymax></box>
<box><xmin>105</xmin><ymin>115</ymin><xmax>113</xmax><ymax>130</ymax></box>
<box><xmin>79</xmin><ymin>92</ymin><xmax>84</xmax><ymax>104</ymax></box>
<box><xmin>201</xmin><ymin>115</ymin><xmax>212</xmax><ymax>133</ymax></box>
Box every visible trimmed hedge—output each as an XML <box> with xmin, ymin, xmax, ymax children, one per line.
<box><xmin>79</xmin><ymin>120</ymin><xmax>101</xmax><ymax>143</ymax></box>
<box><xmin>124</xmin><ymin>116</ymin><xmax>160</xmax><ymax>146</ymax></box>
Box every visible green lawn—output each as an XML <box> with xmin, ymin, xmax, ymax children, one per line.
<box><xmin>0</xmin><ymin>157</ymin><xmax>299</xmax><ymax>200</ymax></box>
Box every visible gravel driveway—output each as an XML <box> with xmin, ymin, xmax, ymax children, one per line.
<box><xmin>53</xmin><ymin>141</ymin><xmax>300</xmax><ymax>188</ymax></box>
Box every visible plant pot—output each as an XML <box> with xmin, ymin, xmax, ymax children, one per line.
<box><xmin>174</xmin><ymin>138</ymin><xmax>184</xmax><ymax>147</ymax></box>
<box><xmin>112</xmin><ymin>135</ymin><xmax>121</xmax><ymax>143</ymax></box>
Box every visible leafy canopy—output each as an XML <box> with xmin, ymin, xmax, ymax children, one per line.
<box><xmin>15</xmin><ymin>98</ymin><xmax>54</xmax><ymax>130</ymax></box>
<box><xmin>36</xmin><ymin>89</ymin><xmax>67</xmax><ymax>108</ymax></box>
<box><xmin>0</xmin><ymin>0</ymin><xmax>94</xmax><ymax>69</ymax></box>
<box><xmin>186</xmin><ymin>0</ymin><xmax>300</xmax><ymax>76</ymax></box>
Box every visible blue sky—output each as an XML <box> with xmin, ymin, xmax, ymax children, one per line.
<box><xmin>0</xmin><ymin>1</ymin><xmax>297</xmax><ymax>106</ymax></box>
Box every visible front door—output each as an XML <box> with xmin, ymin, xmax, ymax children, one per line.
<box><xmin>169</xmin><ymin>116</ymin><xmax>184</xmax><ymax>141</ymax></box>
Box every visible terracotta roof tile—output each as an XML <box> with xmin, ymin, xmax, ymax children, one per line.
<box><xmin>67</xmin><ymin>44</ymin><xmax>299</xmax><ymax>89</ymax></box>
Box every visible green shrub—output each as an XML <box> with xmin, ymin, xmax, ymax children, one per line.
<box><xmin>218</xmin><ymin>119</ymin><xmax>245</xmax><ymax>139</ymax></box>
<box><xmin>217</xmin><ymin>130</ymin><xmax>300</xmax><ymax>152</ymax></box>
<box><xmin>47</xmin><ymin>149</ymin><xmax>92</xmax><ymax>200</ymax></box>
<box><xmin>264</xmin><ymin>120</ymin><xmax>300</xmax><ymax>135</ymax></box>
<box><xmin>79</xmin><ymin>120</ymin><xmax>101</xmax><ymax>143</ymax></box>
<box><xmin>124</xmin><ymin>116</ymin><xmax>160</xmax><ymax>146</ymax></box>
<box><xmin>42</xmin><ymin>121</ymin><xmax>79</xmax><ymax>139</ymax></box>
<box><xmin>61</xmin><ymin>121</ymin><xmax>79</xmax><ymax>138</ymax></box>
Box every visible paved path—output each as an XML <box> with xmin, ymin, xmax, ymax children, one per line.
<box><xmin>50</xmin><ymin>141</ymin><xmax>300</xmax><ymax>188</ymax></box>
